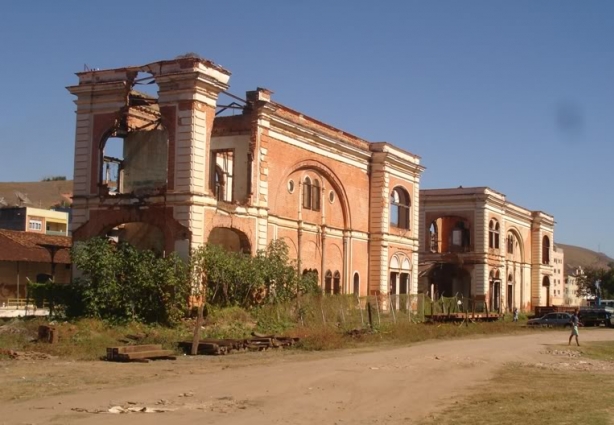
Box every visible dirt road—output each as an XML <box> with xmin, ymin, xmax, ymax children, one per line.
<box><xmin>1</xmin><ymin>329</ymin><xmax>611</xmax><ymax>425</ymax></box>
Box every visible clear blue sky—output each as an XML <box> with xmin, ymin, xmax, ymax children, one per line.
<box><xmin>0</xmin><ymin>1</ymin><xmax>612</xmax><ymax>256</ymax></box>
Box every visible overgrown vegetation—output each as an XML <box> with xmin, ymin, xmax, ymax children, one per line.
<box><xmin>191</xmin><ymin>240</ymin><xmax>320</xmax><ymax>309</ymax></box>
<box><xmin>9</xmin><ymin>238</ymin><xmax>540</xmax><ymax>361</ymax></box>
<box><xmin>29</xmin><ymin>238</ymin><xmax>319</xmax><ymax>327</ymax></box>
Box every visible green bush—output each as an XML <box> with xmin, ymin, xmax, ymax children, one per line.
<box><xmin>69</xmin><ymin>237</ymin><xmax>190</xmax><ymax>325</ymax></box>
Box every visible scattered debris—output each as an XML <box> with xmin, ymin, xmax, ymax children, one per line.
<box><xmin>545</xmin><ymin>349</ymin><xmax>582</xmax><ymax>358</ymax></box>
<box><xmin>178</xmin><ymin>333</ymin><xmax>300</xmax><ymax>356</ymax></box>
<box><xmin>106</xmin><ymin>344</ymin><xmax>176</xmax><ymax>362</ymax></box>
<box><xmin>37</xmin><ymin>325</ymin><xmax>58</xmax><ymax>344</ymax></box>
<box><xmin>530</xmin><ymin>359</ymin><xmax>614</xmax><ymax>372</ymax></box>
<box><xmin>0</xmin><ymin>349</ymin><xmax>54</xmax><ymax>360</ymax></box>
<box><xmin>108</xmin><ymin>405</ymin><xmax>168</xmax><ymax>414</ymax></box>
<box><xmin>345</xmin><ymin>328</ymin><xmax>372</xmax><ymax>338</ymax></box>
<box><xmin>72</xmin><ymin>405</ymin><xmax>171</xmax><ymax>414</ymax></box>
<box><xmin>125</xmin><ymin>333</ymin><xmax>148</xmax><ymax>342</ymax></box>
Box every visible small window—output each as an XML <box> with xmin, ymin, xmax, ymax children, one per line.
<box><xmin>29</xmin><ymin>220</ymin><xmax>42</xmax><ymax>231</ymax></box>
<box><xmin>288</xmin><ymin>179</ymin><xmax>295</xmax><ymax>194</ymax></box>
<box><xmin>329</xmin><ymin>190</ymin><xmax>335</xmax><ymax>203</ymax></box>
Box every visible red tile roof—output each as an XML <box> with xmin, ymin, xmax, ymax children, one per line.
<box><xmin>0</xmin><ymin>230</ymin><xmax>71</xmax><ymax>264</ymax></box>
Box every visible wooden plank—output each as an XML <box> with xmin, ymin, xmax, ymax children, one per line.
<box><xmin>116</xmin><ymin>350</ymin><xmax>175</xmax><ymax>360</ymax></box>
<box><xmin>111</xmin><ymin>345</ymin><xmax>162</xmax><ymax>355</ymax></box>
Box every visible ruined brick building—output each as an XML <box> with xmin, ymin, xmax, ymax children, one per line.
<box><xmin>418</xmin><ymin>187</ymin><xmax>557</xmax><ymax>312</ymax></box>
<box><xmin>67</xmin><ymin>56</ymin><xmax>424</xmax><ymax>297</ymax></box>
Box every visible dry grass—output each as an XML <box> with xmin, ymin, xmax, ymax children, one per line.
<box><xmin>421</xmin><ymin>342</ymin><xmax>614</xmax><ymax>425</ymax></box>
<box><xmin>0</xmin><ymin>318</ymin><xmax>192</xmax><ymax>360</ymax></box>
<box><xmin>296</xmin><ymin>320</ymin><xmax>535</xmax><ymax>351</ymax></box>
<box><xmin>566</xmin><ymin>340</ymin><xmax>614</xmax><ymax>362</ymax></box>
<box><xmin>0</xmin><ymin>316</ymin><xmax>539</xmax><ymax>361</ymax></box>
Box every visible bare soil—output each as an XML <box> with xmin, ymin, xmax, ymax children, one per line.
<box><xmin>1</xmin><ymin>328</ymin><xmax>612</xmax><ymax>425</ymax></box>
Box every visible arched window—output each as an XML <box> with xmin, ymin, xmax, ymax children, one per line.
<box><xmin>302</xmin><ymin>176</ymin><xmax>321</xmax><ymax>211</ymax></box>
<box><xmin>333</xmin><ymin>271</ymin><xmax>341</xmax><ymax>294</ymax></box>
<box><xmin>303</xmin><ymin>268</ymin><xmax>319</xmax><ymax>282</ymax></box>
<box><xmin>312</xmin><ymin>179</ymin><xmax>321</xmax><ymax>211</ymax></box>
<box><xmin>302</xmin><ymin>176</ymin><xmax>312</xmax><ymax>209</ymax></box>
<box><xmin>390</xmin><ymin>187</ymin><xmax>410</xmax><ymax>229</ymax></box>
<box><xmin>507</xmin><ymin>233</ymin><xmax>514</xmax><ymax>254</ymax></box>
<box><xmin>353</xmin><ymin>272</ymin><xmax>360</xmax><ymax>295</ymax></box>
<box><xmin>489</xmin><ymin>219</ymin><xmax>500</xmax><ymax>249</ymax></box>
<box><xmin>324</xmin><ymin>270</ymin><xmax>332</xmax><ymax>294</ymax></box>
<box><xmin>542</xmin><ymin>236</ymin><xmax>550</xmax><ymax>264</ymax></box>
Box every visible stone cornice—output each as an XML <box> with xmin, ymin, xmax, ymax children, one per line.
<box><xmin>266</xmin><ymin>113</ymin><xmax>372</xmax><ymax>165</ymax></box>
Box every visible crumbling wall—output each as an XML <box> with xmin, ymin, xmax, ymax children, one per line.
<box><xmin>122</xmin><ymin>129</ymin><xmax>169</xmax><ymax>194</ymax></box>
<box><xmin>118</xmin><ymin>222</ymin><xmax>165</xmax><ymax>255</ymax></box>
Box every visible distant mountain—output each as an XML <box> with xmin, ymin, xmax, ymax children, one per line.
<box><xmin>557</xmin><ymin>243</ymin><xmax>614</xmax><ymax>274</ymax></box>
<box><xmin>0</xmin><ymin>180</ymin><xmax>73</xmax><ymax>209</ymax></box>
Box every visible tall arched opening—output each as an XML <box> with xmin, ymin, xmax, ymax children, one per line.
<box><xmin>428</xmin><ymin>263</ymin><xmax>471</xmax><ymax>300</ymax></box>
<box><xmin>106</xmin><ymin>222</ymin><xmax>165</xmax><ymax>256</ymax></box>
<box><xmin>208</xmin><ymin>227</ymin><xmax>251</xmax><ymax>254</ymax></box>
<box><xmin>542</xmin><ymin>275</ymin><xmax>551</xmax><ymax>306</ymax></box>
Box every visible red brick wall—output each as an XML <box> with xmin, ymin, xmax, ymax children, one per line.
<box><xmin>264</xmin><ymin>135</ymin><xmax>369</xmax><ymax>233</ymax></box>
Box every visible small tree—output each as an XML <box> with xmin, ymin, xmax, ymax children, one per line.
<box><xmin>577</xmin><ymin>264</ymin><xmax>614</xmax><ymax>299</ymax></box>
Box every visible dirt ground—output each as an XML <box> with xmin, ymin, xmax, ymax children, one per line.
<box><xmin>1</xmin><ymin>328</ymin><xmax>612</xmax><ymax>425</ymax></box>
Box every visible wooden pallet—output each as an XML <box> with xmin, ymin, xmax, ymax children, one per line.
<box><xmin>106</xmin><ymin>344</ymin><xmax>176</xmax><ymax>362</ymax></box>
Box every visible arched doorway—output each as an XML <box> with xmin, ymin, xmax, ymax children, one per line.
<box><xmin>353</xmin><ymin>272</ymin><xmax>360</xmax><ymax>296</ymax></box>
<box><xmin>489</xmin><ymin>270</ymin><xmax>502</xmax><ymax>312</ymax></box>
<box><xmin>507</xmin><ymin>273</ymin><xmax>514</xmax><ymax>312</ymax></box>
<box><xmin>429</xmin><ymin>263</ymin><xmax>471</xmax><ymax>300</ymax></box>
<box><xmin>390</xmin><ymin>254</ymin><xmax>411</xmax><ymax>310</ymax></box>
<box><xmin>208</xmin><ymin>227</ymin><xmax>251</xmax><ymax>253</ymax></box>
<box><xmin>542</xmin><ymin>276</ymin><xmax>551</xmax><ymax>306</ymax></box>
